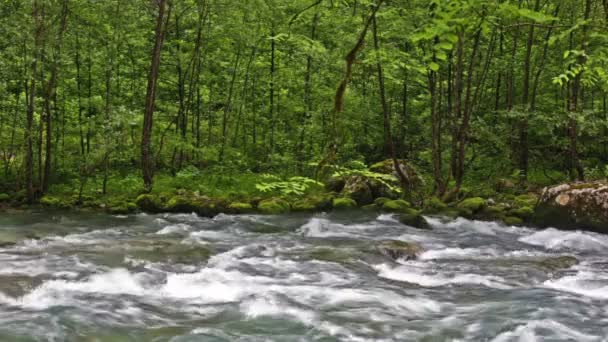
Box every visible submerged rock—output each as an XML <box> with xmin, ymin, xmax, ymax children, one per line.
<box><xmin>534</xmin><ymin>182</ymin><xmax>608</xmax><ymax>232</ymax></box>
<box><xmin>377</xmin><ymin>240</ymin><xmax>423</xmax><ymax>261</ymax></box>
<box><xmin>536</xmin><ymin>256</ymin><xmax>579</xmax><ymax>272</ymax></box>
<box><xmin>308</xmin><ymin>247</ymin><xmax>356</xmax><ymax>264</ymax></box>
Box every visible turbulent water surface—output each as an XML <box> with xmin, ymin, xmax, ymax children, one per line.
<box><xmin>0</xmin><ymin>210</ymin><xmax>607</xmax><ymax>341</ymax></box>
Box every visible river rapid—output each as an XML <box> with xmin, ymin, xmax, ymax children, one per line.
<box><xmin>0</xmin><ymin>210</ymin><xmax>607</xmax><ymax>341</ymax></box>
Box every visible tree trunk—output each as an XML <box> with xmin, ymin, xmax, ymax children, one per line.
<box><xmin>142</xmin><ymin>0</ymin><xmax>170</xmax><ymax>192</ymax></box>
<box><xmin>25</xmin><ymin>0</ymin><xmax>44</xmax><ymax>203</ymax></box>
<box><xmin>372</xmin><ymin>17</ymin><xmax>409</xmax><ymax>193</ymax></box>
<box><xmin>42</xmin><ymin>0</ymin><xmax>69</xmax><ymax>194</ymax></box>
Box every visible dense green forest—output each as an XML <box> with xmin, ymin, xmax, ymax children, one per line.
<box><xmin>1</xmin><ymin>0</ymin><xmax>607</xmax><ymax>208</ymax></box>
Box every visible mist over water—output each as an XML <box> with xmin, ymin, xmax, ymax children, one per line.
<box><xmin>0</xmin><ymin>211</ymin><xmax>607</xmax><ymax>341</ymax></box>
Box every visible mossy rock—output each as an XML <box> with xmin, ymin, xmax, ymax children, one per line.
<box><xmin>228</xmin><ymin>202</ymin><xmax>254</xmax><ymax>213</ymax></box>
<box><xmin>510</xmin><ymin>206</ymin><xmax>534</xmax><ymax>220</ymax></box>
<box><xmin>377</xmin><ymin>240</ymin><xmax>423</xmax><ymax>261</ymax></box>
<box><xmin>342</xmin><ymin>175</ymin><xmax>374</xmax><ymax>205</ymax></box>
<box><xmin>107</xmin><ymin>202</ymin><xmax>137</xmax><ymax>215</ymax></box>
<box><xmin>39</xmin><ymin>196</ymin><xmax>74</xmax><ymax>209</ymax></box>
<box><xmin>423</xmin><ymin>197</ymin><xmax>448</xmax><ymax>214</ymax></box>
<box><xmin>382</xmin><ymin>199</ymin><xmax>411</xmax><ymax>213</ymax></box>
<box><xmin>515</xmin><ymin>194</ymin><xmax>539</xmax><ymax>208</ymax></box>
<box><xmin>135</xmin><ymin>194</ymin><xmax>164</xmax><ymax>213</ymax></box>
<box><xmin>503</xmin><ymin>216</ymin><xmax>523</xmax><ymax>226</ymax></box>
<box><xmin>292</xmin><ymin>195</ymin><xmax>333</xmax><ymax>212</ymax></box>
<box><xmin>257</xmin><ymin>198</ymin><xmax>290</xmax><ymax>214</ymax></box>
<box><xmin>533</xmin><ymin>182</ymin><xmax>608</xmax><ymax>232</ymax></box>
<box><xmin>361</xmin><ymin>204</ymin><xmax>378</xmax><ymax>211</ymax></box>
<box><xmin>398</xmin><ymin>209</ymin><xmax>430</xmax><ymax>230</ymax></box>
<box><xmin>0</xmin><ymin>193</ymin><xmax>9</xmax><ymax>202</ymax></box>
<box><xmin>165</xmin><ymin>195</ymin><xmax>201</xmax><ymax>213</ymax></box>
<box><xmin>457</xmin><ymin>197</ymin><xmax>486</xmax><ymax>216</ymax></box>
<box><xmin>332</xmin><ymin>197</ymin><xmax>357</xmax><ymax>210</ymax></box>
<box><xmin>374</xmin><ymin>197</ymin><xmax>391</xmax><ymax>207</ymax></box>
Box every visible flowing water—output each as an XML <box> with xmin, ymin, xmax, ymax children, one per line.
<box><xmin>0</xmin><ymin>210</ymin><xmax>607</xmax><ymax>341</ymax></box>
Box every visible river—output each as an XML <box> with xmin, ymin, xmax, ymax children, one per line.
<box><xmin>0</xmin><ymin>210</ymin><xmax>607</xmax><ymax>341</ymax></box>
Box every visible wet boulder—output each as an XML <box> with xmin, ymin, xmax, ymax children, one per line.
<box><xmin>398</xmin><ymin>209</ymin><xmax>430</xmax><ymax>230</ymax></box>
<box><xmin>377</xmin><ymin>240</ymin><xmax>423</xmax><ymax>261</ymax></box>
<box><xmin>534</xmin><ymin>182</ymin><xmax>608</xmax><ymax>232</ymax></box>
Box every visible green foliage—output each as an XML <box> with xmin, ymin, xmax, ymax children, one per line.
<box><xmin>255</xmin><ymin>175</ymin><xmax>323</xmax><ymax>198</ymax></box>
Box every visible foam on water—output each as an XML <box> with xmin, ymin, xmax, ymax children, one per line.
<box><xmin>156</xmin><ymin>223</ymin><xmax>192</xmax><ymax>235</ymax></box>
<box><xmin>0</xmin><ymin>268</ymin><xmax>148</xmax><ymax>309</ymax></box>
<box><xmin>299</xmin><ymin>217</ymin><xmax>381</xmax><ymax>238</ymax></box>
<box><xmin>519</xmin><ymin>228</ymin><xmax>608</xmax><ymax>252</ymax></box>
<box><xmin>240</xmin><ymin>296</ymin><xmax>318</xmax><ymax>325</ymax></box>
<box><xmin>374</xmin><ymin>263</ymin><xmax>512</xmax><ymax>289</ymax></box>
<box><xmin>491</xmin><ymin>319</ymin><xmax>599</xmax><ymax>342</ymax></box>
<box><xmin>544</xmin><ymin>271</ymin><xmax>608</xmax><ymax>300</ymax></box>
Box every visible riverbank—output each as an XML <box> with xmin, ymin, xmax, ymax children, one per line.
<box><xmin>2</xmin><ymin>161</ymin><xmax>606</xmax><ymax>233</ymax></box>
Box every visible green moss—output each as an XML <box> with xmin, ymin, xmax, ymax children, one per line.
<box><xmin>503</xmin><ymin>216</ymin><xmax>523</xmax><ymax>226</ymax></box>
<box><xmin>332</xmin><ymin>197</ymin><xmax>357</xmax><ymax>210</ymax></box>
<box><xmin>423</xmin><ymin>197</ymin><xmax>448</xmax><ymax>214</ymax></box>
<box><xmin>382</xmin><ymin>199</ymin><xmax>411</xmax><ymax>213</ymax></box>
<box><xmin>398</xmin><ymin>208</ymin><xmax>430</xmax><ymax>229</ymax></box>
<box><xmin>39</xmin><ymin>195</ymin><xmax>74</xmax><ymax>209</ymax></box>
<box><xmin>361</xmin><ymin>204</ymin><xmax>378</xmax><ymax>211</ymax></box>
<box><xmin>229</xmin><ymin>202</ymin><xmax>253</xmax><ymax>213</ymax></box>
<box><xmin>373</xmin><ymin>197</ymin><xmax>391</xmax><ymax>207</ymax></box>
<box><xmin>135</xmin><ymin>194</ymin><xmax>164</xmax><ymax>213</ymax></box>
<box><xmin>514</xmin><ymin>194</ymin><xmax>539</xmax><ymax>207</ymax></box>
<box><xmin>292</xmin><ymin>195</ymin><xmax>333</xmax><ymax>212</ymax></box>
<box><xmin>257</xmin><ymin>198</ymin><xmax>290</xmax><ymax>214</ymax></box>
<box><xmin>457</xmin><ymin>197</ymin><xmax>486</xmax><ymax>214</ymax></box>
<box><xmin>510</xmin><ymin>206</ymin><xmax>534</xmax><ymax>219</ymax></box>
<box><xmin>0</xmin><ymin>193</ymin><xmax>9</xmax><ymax>202</ymax></box>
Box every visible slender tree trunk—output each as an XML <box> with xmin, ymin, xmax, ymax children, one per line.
<box><xmin>372</xmin><ymin>17</ymin><xmax>409</xmax><ymax>193</ymax></box>
<box><xmin>219</xmin><ymin>47</ymin><xmax>241</xmax><ymax>162</ymax></box>
<box><xmin>518</xmin><ymin>0</ymin><xmax>541</xmax><ymax>183</ymax></box>
<box><xmin>316</xmin><ymin>0</ymin><xmax>384</xmax><ymax>177</ymax></box>
<box><xmin>25</xmin><ymin>0</ymin><xmax>44</xmax><ymax>203</ymax></box>
<box><xmin>42</xmin><ymin>0</ymin><xmax>69</xmax><ymax>194</ymax></box>
<box><xmin>455</xmin><ymin>27</ymin><xmax>482</xmax><ymax>191</ymax></box>
<box><xmin>141</xmin><ymin>0</ymin><xmax>170</xmax><ymax>191</ymax></box>
<box><xmin>568</xmin><ymin>0</ymin><xmax>591</xmax><ymax>181</ymax></box>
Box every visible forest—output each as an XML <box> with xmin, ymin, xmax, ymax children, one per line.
<box><xmin>0</xmin><ymin>0</ymin><xmax>607</xmax><ymax>216</ymax></box>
